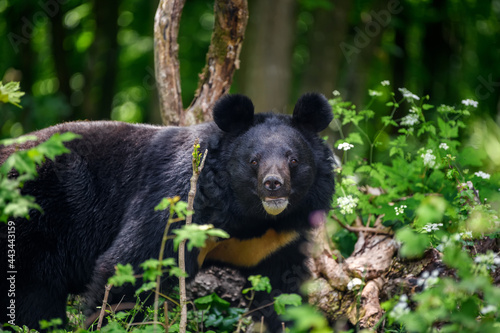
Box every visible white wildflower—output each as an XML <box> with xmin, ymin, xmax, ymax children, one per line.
<box><xmin>409</xmin><ymin>106</ymin><xmax>419</xmax><ymax>113</ymax></box>
<box><xmin>474</xmin><ymin>171</ymin><xmax>491</xmax><ymax>179</ymax></box>
<box><xmin>398</xmin><ymin>88</ymin><xmax>420</xmax><ymax>102</ymax></box>
<box><xmin>417</xmin><ymin>269</ymin><xmax>440</xmax><ymax>289</ymax></box>
<box><xmin>481</xmin><ymin>305</ymin><xmax>497</xmax><ymax>315</ymax></box>
<box><xmin>390</xmin><ymin>294</ymin><xmax>410</xmax><ymax>320</ymax></box>
<box><xmin>422</xmin><ymin>223</ymin><xmax>443</xmax><ymax>233</ymax></box>
<box><xmin>461</xmin><ymin>99</ymin><xmax>478</xmax><ymax>108</ymax></box>
<box><xmin>347</xmin><ymin>278</ymin><xmax>363</xmax><ymax>290</ymax></box>
<box><xmin>459</xmin><ymin>230</ymin><xmax>473</xmax><ymax>240</ymax></box>
<box><xmin>369</xmin><ymin>89</ymin><xmax>383</xmax><ymax>97</ymax></box>
<box><xmin>337</xmin><ymin>142</ymin><xmax>354</xmax><ymax>151</ymax></box>
<box><xmin>395</xmin><ymin>205</ymin><xmax>407</xmax><ymax>216</ymax></box>
<box><xmin>439</xmin><ymin>143</ymin><xmax>449</xmax><ymax>150</ymax></box>
<box><xmin>332</xmin><ymin>90</ymin><xmax>341</xmax><ymax>96</ymax></box>
<box><xmin>400</xmin><ymin>113</ymin><xmax>420</xmax><ymax>127</ymax></box>
<box><xmin>381</xmin><ymin>80</ymin><xmax>390</xmax><ymax>86</ymax></box>
<box><xmin>337</xmin><ymin>195</ymin><xmax>359</xmax><ymax>215</ymax></box>
<box><xmin>421</xmin><ymin>149</ymin><xmax>437</xmax><ymax>168</ymax></box>
<box><xmin>474</xmin><ymin>252</ymin><xmax>500</xmax><ymax>271</ymax></box>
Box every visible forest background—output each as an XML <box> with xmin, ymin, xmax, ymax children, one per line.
<box><xmin>1</xmin><ymin>0</ymin><xmax>499</xmax><ymax>140</ymax></box>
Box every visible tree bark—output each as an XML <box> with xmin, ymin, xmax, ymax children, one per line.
<box><xmin>154</xmin><ymin>0</ymin><xmax>185</xmax><ymax>126</ymax></box>
<box><xmin>184</xmin><ymin>0</ymin><xmax>249</xmax><ymax>126</ymax></box>
<box><xmin>154</xmin><ymin>0</ymin><xmax>248</xmax><ymax>126</ymax></box>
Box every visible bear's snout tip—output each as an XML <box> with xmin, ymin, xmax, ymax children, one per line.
<box><xmin>263</xmin><ymin>174</ymin><xmax>283</xmax><ymax>191</ymax></box>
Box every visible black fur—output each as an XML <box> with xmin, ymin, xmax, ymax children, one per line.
<box><xmin>0</xmin><ymin>93</ymin><xmax>335</xmax><ymax>332</ymax></box>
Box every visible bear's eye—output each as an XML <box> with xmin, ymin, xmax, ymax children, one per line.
<box><xmin>250</xmin><ymin>159</ymin><xmax>258</xmax><ymax>166</ymax></box>
<box><xmin>290</xmin><ymin>158</ymin><xmax>298</xmax><ymax>165</ymax></box>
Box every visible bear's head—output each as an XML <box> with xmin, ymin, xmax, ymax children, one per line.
<box><xmin>213</xmin><ymin>93</ymin><xmax>333</xmax><ymax>218</ymax></box>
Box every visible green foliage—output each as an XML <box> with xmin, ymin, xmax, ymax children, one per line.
<box><xmin>0</xmin><ymin>132</ymin><xmax>79</xmax><ymax>223</ymax></box>
<box><xmin>274</xmin><ymin>293</ymin><xmax>302</xmax><ymax>315</ymax></box>
<box><xmin>172</xmin><ymin>223</ymin><xmax>229</xmax><ymax>251</ymax></box>
<box><xmin>0</xmin><ymin>81</ymin><xmax>25</xmax><ymax>107</ymax></box>
<box><xmin>192</xmin><ymin>293</ymin><xmax>246</xmax><ymax>333</ymax></box>
<box><xmin>242</xmin><ymin>274</ymin><xmax>272</xmax><ymax>294</ymax></box>
<box><xmin>282</xmin><ymin>305</ymin><xmax>331</xmax><ymax>333</ymax></box>
<box><xmin>330</xmin><ymin>85</ymin><xmax>500</xmax><ymax>332</ymax></box>
<box><xmin>108</xmin><ymin>263</ymin><xmax>136</xmax><ymax>287</ymax></box>
<box><xmin>154</xmin><ymin>196</ymin><xmax>190</xmax><ymax>218</ymax></box>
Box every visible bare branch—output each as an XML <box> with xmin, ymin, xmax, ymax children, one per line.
<box><xmin>331</xmin><ymin>214</ymin><xmax>393</xmax><ymax>236</ymax></box>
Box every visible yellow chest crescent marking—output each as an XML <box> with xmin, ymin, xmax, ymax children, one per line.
<box><xmin>197</xmin><ymin>229</ymin><xmax>300</xmax><ymax>268</ymax></box>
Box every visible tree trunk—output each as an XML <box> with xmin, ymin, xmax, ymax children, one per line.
<box><xmin>237</xmin><ymin>0</ymin><xmax>296</xmax><ymax>113</ymax></box>
<box><xmin>300</xmin><ymin>0</ymin><xmax>352</xmax><ymax>97</ymax></box>
<box><xmin>82</xmin><ymin>0</ymin><xmax>120</xmax><ymax>120</ymax></box>
<box><xmin>154</xmin><ymin>0</ymin><xmax>248</xmax><ymax>126</ymax></box>
<box><xmin>154</xmin><ymin>0</ymin><xmax>185</xmax><ymax>126</ymax></box>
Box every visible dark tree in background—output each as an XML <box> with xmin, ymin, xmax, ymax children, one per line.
<box><xmin>1</xmin><ymin>0</ymin><xmax>500</xmax><ymax>329</ymax></box>
<box><xmin>1</xmin><ymin>0</ymin><xmax>499</xmax><ymax>135</ymax></box>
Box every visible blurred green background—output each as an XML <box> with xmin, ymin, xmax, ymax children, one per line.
<box><xmin>1</xmin><ymin>0</ymin><xmax>499</xmax><ymax>139</ymax></box>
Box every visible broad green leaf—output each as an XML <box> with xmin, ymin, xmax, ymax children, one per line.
<box><xmin>274</xmin><ymin>293</ymin><xmax>302</xmax><ymax>315</ymax></box>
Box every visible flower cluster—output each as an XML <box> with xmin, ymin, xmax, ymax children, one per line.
<box><xmin>474</xmin><ymin>252</ymin><xmax>500</xmax><ymax>271</ymax></box>
<box><xmin>337</xmin><ymin>142</ymin><xmax>354</xmax><ymax>151</ymax></box>
<box><xmin>422</xmin><ymin>223</ymin><xmax>443</xmax><ymax>233</ymax></box>
<box><xmin>401</xmin><ymin>113</ymin><xmax>420</xmax><ymax>127</ymax></box>
<box><xmin>369</xmin><ymin>89</ymin><xmax>383</xmax><ymax>97</ymax></box>
<box><xmin>381</xmin><ymin>80</ymin><xmax>390</xmax><ymax>86</ymax></box>
<box><xmin>474</xmin><ymin>171</ymin><xmax>491</xmax><ymax>179</ymax></box>
<box><xmin>481</xmin><ymin>305</ymin><xmax>498</xmax><ymax>315</ymax></box>
<box><xmin>390</xmin><ymin>294</ymin><xmax>410</xmax><ymax>320</ymax></box>
<box><xmin>398</xmin><ymin>87</ymin><xmax>420</xmax><ymax>102</ymax></box>
<box><xmin>439</xmin><ymin>143</ymin><xmax>449</xmax><ymax>150</ymax></box>
<box><xmin>394</xmin><ymin>205</ymin><xmax>407</xmax><ymax>216</ymax></box>
<box><xmin>347</xmin><ymin>278</ymin><xmax>363</xmax><ymax>290</ymax></box>
<box><xmin>421</xmin><ymin>149</ymin><xmax>437</xmax><ymax>168</ymax></box>
<box><xmin>417</xmin><ymin>269</ymin><xmax>440</xmax><ymax>289</ymax></box>
<box><xmin>461</xmin><ymin>99</ymin><xmax>478</xmax><ymax>107</ymax></box>
<box><xmin>459</xmin><ymin>230</ymin><xmax>473</xmax><ymax>240</ymax></box>
<box><xmin>337</xmin><ymin>195</ymin><xmax>359</xmax><ymax>215</ymax></box>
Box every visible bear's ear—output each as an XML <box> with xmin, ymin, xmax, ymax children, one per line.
<box><xmin>292</xmin><ymin>93</ymin><xmax>333</xmax><ymax>132</ymax></box>
<box><xmin>213</xmin><ymin>94</ymin><xmax>255</xmax><ymax>133</ymax></box>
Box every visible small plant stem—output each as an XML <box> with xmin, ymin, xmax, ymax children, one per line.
<box><xmin>164</xmin><ymin>302</ymin><xmax>169</xmax><ymax>333</ymax></box>
<box><xmin>179</xmin><ymin>140</ymin><xmax>207</xmax><ymax>333</ymax></box>
<box><xmin>154</xmin><ymin>206</ymin><xmax>175</xmax><ymax>332</ymax></box>
<box><xmin>370</xmin><ymin>104</ymin><xmax>398</xmax><ymax>164</ymax></box>
<box><xmin>97</xmin><ymin>284</ymin><xmax>112</xmax><ymax>330</ymax></box>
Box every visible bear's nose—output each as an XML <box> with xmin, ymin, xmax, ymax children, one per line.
<box><xmin>263</xmin><ymin>175</ymin><xmax>283</xmax><ymax>191</ymax></box>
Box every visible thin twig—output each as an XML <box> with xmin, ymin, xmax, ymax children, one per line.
<box><xmin>97</xmin><ymin>284</ymin><xmax>112</xmax><ymax>330</ymax></box>
<box><xmin>179</xmin><ymin>142</ymin><xmax>207</xmax><ymax>333</ymax></box>
<box><xmin>164</xmin><ymin>302</ymin><xmax>169</xmax><ymax>333</ymax></box>
<box><xmin>331</xmin><ymin>214</ymin><xmax>393</xmax><ymax>235</ymax></box>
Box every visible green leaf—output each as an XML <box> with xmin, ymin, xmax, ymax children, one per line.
<box><xmin>396</xmin><ymin>227</ymin><xmax>430</xmax><ymax>258</ymax></box>
<box><xmin>274</xmin><ymin>293</ymin><xmax>302</xmax><ymax>315</ymax></box>
<box><xmin>172</xmin><ymin>224</ymin><xmax>229</xmax><ymax>251</ymax></box>
<box><xmin>243</xmin><ymin>275</ymin><xmax>272</xmax><ymax>294</ymax></box>
<box><xmin>135</xmin><ymin>281</ymin><xmax>157</xmax><ymax>295</ymax></box>
<box><xmin>282</xmin><ymin>305</ymin><xmax>331</xmax><ymax>332</ymax></box>
<box><xmin>0</xmin><ymin>81</ymin><xmax>25</xmax><ymax>107</ymax></box>
<box><xmin>345</xmin><ymin>132</ymin><xmax>364</xmax><ymax>145</ymax></box>
<box><xmin>108</xmin><ymin>263</ymin><xmax>136</xmax><ymax>287</ymax></box>
<box><xmin>194</xmin><ymin>293</ymin><xmax>230</xmax><ymax>311</ymax></box>
<box><xmin>422</xmin><ymin>103</ymin><xmax>434</xmax><ymax>110</ymax></box>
